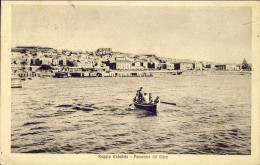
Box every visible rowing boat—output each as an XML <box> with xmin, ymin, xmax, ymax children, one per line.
<box><xmin>133</xmin><ymin>102</ymin><xmax>159</xmax><ymax>113</ymax></box>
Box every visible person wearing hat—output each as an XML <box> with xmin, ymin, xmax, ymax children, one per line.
<box><xmin>136</xmin><ymin>87</ymin><xmax>144</xmax><ymax>103</ymax></box>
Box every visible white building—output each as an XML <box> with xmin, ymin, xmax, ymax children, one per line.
<box><xmin>193</xmin><ymin>62</ymin><xmax>203</xmax><ymax>70</ymax></box>
<box><xmin>116</xmin><ymin>61</ymin><xmax>132</xmax><ymax>70</ymax></box>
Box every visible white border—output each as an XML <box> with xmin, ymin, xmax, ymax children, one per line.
<box><xmin>1</xmin><ymin>1</ymin><xmax>259</xmax><ymax>165</ymax></box>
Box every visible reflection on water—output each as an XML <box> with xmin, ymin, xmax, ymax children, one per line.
<box><xmin>11</xmin><ymin>75</ymin><xmax>251</xmax><ymax>154</ymax></box>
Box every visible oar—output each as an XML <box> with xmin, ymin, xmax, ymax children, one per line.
<box><xmin>161</xmin><ymin>101</ymin><xmax>176</xmax><ymax>106</ymax></box>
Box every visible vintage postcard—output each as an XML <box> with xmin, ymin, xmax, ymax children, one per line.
<box><xmin>1</xmin><ymin>1</ymin><xmax>260</xmax><ymax>165</ymax></box>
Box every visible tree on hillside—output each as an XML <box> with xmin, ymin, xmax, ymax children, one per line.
<box><xmin>242</xmin><ymin>58</ymin><xmax>249</xmax><ymax>70</ymax></box>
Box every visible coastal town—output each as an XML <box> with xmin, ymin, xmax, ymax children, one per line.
<box><xmin>11</xmin><ymin>46</ymin><xmax>252</xmax><ymax>79</ymax></box>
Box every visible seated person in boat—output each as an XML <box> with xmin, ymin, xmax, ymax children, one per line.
<box><xmin>154</xmin><ymin>96</ymin><xmax>160</xmax><ymax>104</ymax></box>
<box><xmin>149</xmin><ymin>93</ymin><xmax>154</xmax><ymax>104</ymax></box>
<box><xmin>133</xmin><ymin>93</ymin><xmax>139</xmax><ymax>103</ymax></box>
<box><xmin>143</xmin><ymin>93</ymin><xmax>149</xmax><ymax>104</ymax></box>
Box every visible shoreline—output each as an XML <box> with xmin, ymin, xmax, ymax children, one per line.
<box><xmin>180</xmin><ymin>70</ymin><xmax>252</xmax><ymax>76</ymax></box>
<box><xmin>12</xmin><ymin>70</ymin><xmax>252</xmax><ymax>80</ymax></box>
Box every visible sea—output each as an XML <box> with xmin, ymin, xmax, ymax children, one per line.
<box><xmin>11</xmin><ymin>74</ymin><xmax>251</xmax><ymax>154</ymax></box>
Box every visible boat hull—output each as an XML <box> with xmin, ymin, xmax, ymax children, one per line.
<box><xmin>11</xmin><ymin>80</ymin><xmax>22</xmax><ymax>88</ymax></box>
<box><xmin>134</xmin><ymin>103</ymin><xmax>157</xmax><ymax>113</ymax></box>
<box><xmin>11</xmin><ymin>85</ymin><xmax>22</xmax><ymax>88</ymax></box>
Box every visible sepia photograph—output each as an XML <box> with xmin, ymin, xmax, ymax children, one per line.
<box><xmin>1</xmin><ymin>1</ymin><xmax>260</xmax><ymax>165</ymax></box>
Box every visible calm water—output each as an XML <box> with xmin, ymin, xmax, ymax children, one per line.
<box><xmin>11</xmin><ymin>74</ymin><xmax>251</xmax><ymax>154</ymax></box>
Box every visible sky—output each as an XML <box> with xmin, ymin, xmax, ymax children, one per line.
<box><xmin>12</xmin><ymin>5</ymin><xmax>252</xmax><ymax>64</ymax></box>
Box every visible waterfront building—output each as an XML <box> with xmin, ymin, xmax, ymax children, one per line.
<box><xmin>226</xmin><ymin>64</ymin><xmax>239</xmax><ymax>71</ymax></box>
<box><xmin>14</xmin><ymin>67</ymin><xmax>42</xmax><ymax>78</ymax></box>
<box><xmin>41</xmin><ymin>57</ymin><xmax>53</xmax><ymax>65</ymax></box>
<box><xmin>149</xmin><ymin>59</ymin><xmax>159</xmax><ymax>68</ymax></box>
<box><xmin>30</xmin><ymin>58</ymin><xmax>42</xmax><ymax>66</ymax></box>
<box><xmin>91</xmin><ymin>61</ymin><xmax>110</xmax><ymax>71</ymax></box>
<box><xmin>89</xmin><ymin>72</ymin><xmax>97</xmax><ymax>77</ymax></box>
<box><xmin>214</xmin><ymin>64</ymin><xmax>238</xmax><ymax>71</ymax></box>
<box><xmin>115</xmin><ymin>61</ymin><xmax>132</xmax><ymax>70</ymax></box>
<box><xmin>11</xmin><ymin>52</ymin><xmax>28</xmax><ymax>65</ymax></box>
<box><xmin>52</xmin><ymin>58</ymin><xmax>59</xmax><ymax>66</ymax></box>
<box><xmin>215</xmin><ymin>64</ymin><xmax>226</xmax><ymax>70</ymax></box>
<box><xmin>166</xmin><ymin>63</ymin><xmax>175</xmax><ymax>70</ymax></box>
<box><xmin>193</xmin><ymin>62</ymin><xmax>203</xmax><ymax>70</ymax></box>
<box><xmin>202</xmin><ymin>63</ymin><xmax>214</xmax><ymax>70</ymax></box>
<box><xmin>101</xmin><ymin>61</ymin><xmax>115</xmax><ymax>70</ymax></box>
<box><xmin>158</xmin><ymin>63</ymin><xmax>167</xmax><ymax>69</ymax></box>
<box><xmin>147</xmin><ymin>62</ymin><xmax>157</xmax><ymax>69</ymax></box>
<box><xmin>174</xmin><ymin>62</ymin><xmax>193</xmax><ymax>70</ymax></box>
<box><xmin>131</xmin><ymin>62</ymin><xmax>143</xmax><ymax>70</ymax></box>
<box><xmin>142</xmin><ymin>61</ymin><xmax>148</xmax><ymax>69</ymax></box>
<box><xmin>58</xmin><ymin>56</ymin><xmax>67</xmax><ymax>66</ymax></box>
<box><xmin>132</xmin><ymin>61</ymin><xmax>141</xmax><ymax>67</ymax></box>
